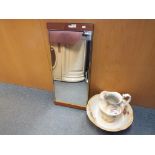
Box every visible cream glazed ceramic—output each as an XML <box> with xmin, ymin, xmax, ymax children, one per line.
<box><xmin>86</xmin><ymin>94</ymin><xmax>134</xmax><ymax>132</ymax></box>
<box><xmin>99</xmin><ymin>91</ymin><xmax>131</xmax><ymax>118</ymax></box>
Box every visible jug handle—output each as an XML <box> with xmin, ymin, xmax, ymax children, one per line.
<box><xmin>122</xmin><ymin>94</ymin><xmax>131</xmax><ymax>105</ymax></box>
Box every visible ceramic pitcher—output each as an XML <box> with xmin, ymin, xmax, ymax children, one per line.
<box><xmin>99</xmin><ymin>91</ymin><xmax>131</xmax><ymax>117</ymax></box>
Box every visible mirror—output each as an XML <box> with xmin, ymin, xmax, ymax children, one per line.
<box><xmin>47</xmin><ymin>23</ymin><xmax>94</xmax><ymax>110</ymax></box>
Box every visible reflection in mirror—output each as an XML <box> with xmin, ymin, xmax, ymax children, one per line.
<box><xmin>48</xmin><ymin>23</ymin><xmax>93</xmax><ymax>109</ymax></box>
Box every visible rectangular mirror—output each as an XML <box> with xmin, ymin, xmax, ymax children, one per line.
<box><xmin>47</xmin><ymin>23</ymin><xmax>94</xmax><ymax>110</ymax></box>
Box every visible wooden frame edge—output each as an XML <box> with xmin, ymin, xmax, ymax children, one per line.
<box><xmin>54</xmin><ymin>101</ymin><xmax>86</xmax><ymax>110</ymax></box>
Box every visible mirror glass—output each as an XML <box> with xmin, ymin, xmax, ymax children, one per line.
<box><xmin>49</xmin><ymin>25</ymin><xmax>93</xmax><ymax>108</ymax></box>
